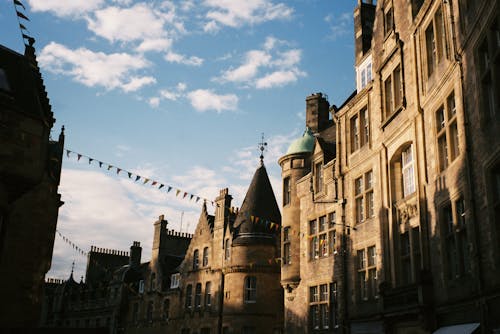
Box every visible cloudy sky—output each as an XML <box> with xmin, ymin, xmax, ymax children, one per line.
<box><xmin>1</xmin><ymin>0</ymin><xmax>357</xmax><ymax>280</ymax></box>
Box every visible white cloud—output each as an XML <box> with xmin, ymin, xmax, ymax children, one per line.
<box><xmin>216</xmin><ymin>37</ymin><xmax>305</xmax><ymax>89</ymax></box>
<box><xmin>165</xmin><ymin>51</ymin><xmax>204</xmax><ymax>66</ymax></box>
<box><xmin>39</xmin><ymin>42</ymin><xmax>154</xmax><ymax>92</ymax></box>
<box><xmin>148</xmin><ymin>97</ymin><xmax>160</xmax><ymax>108</ymax></box>
<box><xmin>187</xmin><ymin>89</ymin><xmax>238</xmax><ymax>113</ymax></box>
<box><xmin>221</xmin><ymin>50</ymin><xmax>271</xmax><ymax>82</ymax></box>
<box><xmin>27</xmin><ymin>0</ymin><xmax>104</xmax><ymax>17</ymax></box>
<box><xmin>203</xmin><ymin>0</ymin><xmax>293</xmax><ymax>29</ymax></box>
<box><xmin>136</xmin><ymin>38</ymin><xmax>173</xmax><ymax>53</ymax></box>
<box><xmin>87</xmin><ymin>4</ymin><xmax>167</xmax><ymax>43</ymax></box>
<box><xmin>203</xmin><ymin>20</ymin><xmax>220</xmax><ymax>33</ymax></box>
<box><xmin>160</xmin><ymin>89</ymin><xmax>181</xmax><ymax>101</ymax></box>
<box><xmin>255</xmin><ymin>69</ymin><xmax>304</xmax><ymax>89</ymax></box>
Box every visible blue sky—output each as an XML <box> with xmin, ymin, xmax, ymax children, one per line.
<box><xmin>1</xmin><ymin>0</ymin><xmax>357</xmax><ymax>280</ymax></box>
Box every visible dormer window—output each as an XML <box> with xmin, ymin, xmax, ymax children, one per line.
<box><xmin>170</xmin><ymin>273</ymin><xmax>180</xmax><ymax>289</ymax></box>
<box><xmin>356</xmin><ymin>55</ymin><xmax>373</xmax><ymax>91</ymax></box>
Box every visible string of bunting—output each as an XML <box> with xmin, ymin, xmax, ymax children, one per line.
<box><xmin>11</xmin><ymin>0</ymin><xmax>33</xmax><ymax>45</ymax></box>
<box><xmin>56</xmin><ymin>229</ymin><xmax>88</xmax><ymax>257</ymax></box>
<box><xmin>65</xmin><ymin>149</ymin><xmax>215</xmax><ymax>207</ymax></box>
<box><xmin>64</xmin><ymin>149</ymin><xmax>289</xmax><ymax>234</ymax></box>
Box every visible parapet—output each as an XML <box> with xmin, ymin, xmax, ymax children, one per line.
<box><xmin>45</xmin><ymin>278</ymin><xmax>65</xmax><ymax>284</ymax></box>
<box><xmin>89</xmin><ymin>245</ymin><xmax>129</xmax><ymax>257</ymax></box>
<box><xmin>165</xmin><ymin>229</ymin><xmax>193</xmax><ymax>239</ymax></box>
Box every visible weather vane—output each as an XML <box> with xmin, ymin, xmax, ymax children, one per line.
<box><xmin>258</xmin><ymin>133</ymin><xmax>267</xmax><ymax>165</ymax></box>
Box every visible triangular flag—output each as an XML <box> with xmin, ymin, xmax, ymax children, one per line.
<box><xmin>128</xmin><ymin>172</ymin><xmax>132</xmax><ymax>179</ymax></box>
<box><xmin>14</xmin><ymin>0</ymin><xmax>26</xmax><ymax>10</ymax></box>
<box><xmin>66</xmin><ymin>150</ymin><xmax>70</xmax><ymax>158</ymax></box>
<box><xmin>88</xmin><ymin>158</ymin><xmax>93</xmax><ymax>164</ymax></box>
<box><xmin>151</xmin><ymin>181</ymin><xmax>157</xmax><ymax>186</ymax></box>
<box><xmin>196</xmin><ymin>197</ymin><xmax>200</xmax><ymax>203</ymax></box>
<box><xmin>19</xmin><ymin>23</ymin><xmax>27</xmax><ymax>31</ymax></box>
<box><xmin>77</xmin><ymin>154</ymin><xmax>82</xmax><ymax>161</ymax></box>
<box><xmin>251</xmin><ymin>215</ymin><xmax>255</xmax><ymax>223</ymax></box>
<box><xmin>135</xmin><ymin>175</ymin><xmax>140</xmax><ymax>182</ymax></box>
<box><xmin>159</xmin><ymin>184</ymin><xmax>164</xmax><ymax>189</ymax></box>
<box><xmin>21</xmin><ymin>33</ymin><xmax>32</xmax><ymax>41</ymax></box>
<box><xmin>211</xmin><ymin>201</ymin><xmax>214</xmax><ymax>206</ymax></box>
<box><xmin>270</xmin><ymin>222</ymin><xmax>275</xmax><ymax>229</ymax></box>
<box><xmin>167</xmin><ymin>186</ymin><xmax>172</xmax><ymax>192</ymax></box>
<box><xmin>116</xmin><ymin>168</ymin><xmax>121</xmax><ymax>175</ymax></box>
<box><xmin>255</xmin><ymin>217</ymin><xmax>260</xmax><ymax>224</ymax></box>
<box><xmin>183</xmin><ymin>192</ymin><xmax>188</xmax><ymax>198</ymax></box>
<box><xmin>16</xmin><ymin>11</ymin><xmax>29</xmax><ymax>21</ymax></box>
<box><xmin>99</xmin><ymin>161</ymin><xmax>103</xmax><ymax>168</ymax></box>
<box><xmin>190</xmin><ymin>194</ymin><xmax>194</xmax><ymax>200</ymax></box>
<box><xmin>176</xmin><ymin>189</ymin><xmax>181</xmax><ymax>196</ymax></box>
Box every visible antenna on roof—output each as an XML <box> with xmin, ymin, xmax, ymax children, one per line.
<box><xmin>258</xmin><ymin>133</ymin><xmax>267</xmax><ymax>165</ymax></box>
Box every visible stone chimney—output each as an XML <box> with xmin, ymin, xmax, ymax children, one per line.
<box><xmin>129</xmin><ymin>241</ymin><xmax>141</xmax><ymax>268</ymax></box>
<box><xmin>306</xmin><ymin>93</ymin><xmax>330</xmax><ymax>133</ymax></box>
<box><xmin>354</xmin><ymin>0</ymin><xmax>375</xmax><ymax>65</ymax></box>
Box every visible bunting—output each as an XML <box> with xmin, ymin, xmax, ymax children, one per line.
<box><xmin>12</xmin><ymin>0</ymin><xmax>34</xmax><ymax>46</ymax></box>
<box><xmin>64</xmin><ymin>149</ymin><xmax>215</xmax><ymax>207</ymax></box>
<box><xmin>56</xmin><ymin>230</ymin><xmax>88</xmax><ymax>257</ymax></box>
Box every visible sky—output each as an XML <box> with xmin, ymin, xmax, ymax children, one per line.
<box><xmin>1</xmin><ymin>0</ymin><xmax>358</xmax><ymax>281</ymax></box>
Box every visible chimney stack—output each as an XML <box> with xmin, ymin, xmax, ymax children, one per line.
<box><xmin>130</xmin><ymin>241</ymin><xmax>141</xmax><ymax>268</ymax></box>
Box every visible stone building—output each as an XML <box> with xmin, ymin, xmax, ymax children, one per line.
<box><xmin>279</xmin><ymin>1</ymin><xmax>499</xmax><ymax>333</ymax></box>
<box><xmin>41</xmin><ymin>218</ymin><xmax>192</xmax><ymax>334</ymax></box>
<box><xmin>0</xmin><ymin>40</ymin><xmax>64</xmax><ymax>327</ymax></box>
<box><xmin>157</xmin><ymin>160</ymin><xmax>283</xmax><ymax>334</ymax></box>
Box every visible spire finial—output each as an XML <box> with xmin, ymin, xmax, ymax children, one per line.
<box><xmin>258</xmin><ymin>133</ymin><xmax>267</xmax><ymax>165</ymax></box>
<box><xmin>70</xmin><ymin>261</ymin><xmax>75</xmax><ymax>279</ymax></box>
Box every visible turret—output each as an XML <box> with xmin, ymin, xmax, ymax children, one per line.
<box><xmin>278</xmin><ymin>128</ymin><xmax>315</xmax><ymax>289</ymax></box>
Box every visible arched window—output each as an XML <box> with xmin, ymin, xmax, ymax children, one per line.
<box><xmin>203</xmin><ymin>247</ymin><xmax>209</xmax><ymax>266</ymax></box>
<box><xmin>402</xmin><ymin>146</ymin><xmax>415</xmax><ymax>197</ymax></box>
<box><xmin>244</xmin><ymin>276</ymin><xmax>257</xmax><ymax>303</ymax></box>
<box><xmin>195</xmin><ymin>283</ymin><xmax>202</xmax><ymax>308</ymax></box>
<box><xmin>185</xmin><ymin>285</ymin><xmax>192</xmax><ymax>309</ymax></box>
<box><xmin>224</xmin><ymin>239</ymin><xmax>230</xmax><ymax>260</ymax></box>
<box><xmin>193</xmin><ymin>249</ymin><xmax>199</xmax><ymax>269</ymax></box>
<box><xmin>205</xmin><ymin>282</ymin><xmax>212</xmax><ymax>307</ymax></box>
<box><xmin>390</xmin><ymin>143</ymin><xmax>416</xmax><ymax>202</ymax></box>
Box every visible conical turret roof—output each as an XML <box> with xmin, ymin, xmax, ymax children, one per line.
<box><xmin>232</xmin><ymin>163</ymin><xmax>281</xmax><ymax>245</ymax></box>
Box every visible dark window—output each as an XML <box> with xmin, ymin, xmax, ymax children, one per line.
<box><xmin>244</xmin><ymin>276</ymin><xmax>257</xmax><ymax>303</ymax></box>
<box><xmin>185</xmin><ymin>285</ymin><xmax>192</xmax><ymax>309</ymax></box>
<box><xmin>436</xmin><ymin>92</ymin><xmax>459</xmax><ymax>171</ymax></box>
<box><xmin>309</xmin><ymin>283</ymin><xmax>333</xmax><ymax>330</ymax></box>
<box><xmin>315</xmin><ymin>162</ymin><xmax>324</xmax><ymax>193</ymax></box>
<box><xmin>283</xmin><ymin>227</ymin><xmax>291</xmax><ymax>265</ymax></box>
<box><xmin>193</xmin><ymin>250</ymin><xmax>199</xmax><ymax>270</ymax></box>
<box><xmin>203</xmin><ymin>247</ymin><xmax>209</xmax><ymax>267</ymax></box>
<box><xmin>283</xmin><ymin>177</ymin><xmax>291</xmax><ymax>206</ymax></box>
<box><xmin>357</xmin><ymin>246</ymin><xmax>377</xmax><ymax>300</ymax></box>
<box><xmin>383</xmin><ymin>65</ymin><xmax>403</xmax><ymax>118</ymax></box>
<box><xmin>146</xmin><ymin>301</ymin><xmax>153</xmax><ymax>323</ymax></box>
<box><xmin>163</xmin><ymin>299</ymin><xmax>169</xmax><ymax>320</ymax></box>
<box><xmin>205</xmin><ymin>281</ymin><xmax>212</xmax><ymax>306</ymax></box>
<box><xmin>384</xmin><ymin>6</ymin><xmax>393</xmax><ymax>36</ymax></box>
<box><xmin>195</xmin><ymin>283</ymin><xmax>202</xmax><ymax>308</ymax></box>
<box><xmin>224</xmin><ymin>239</ymin><xmax>230</xmax><ymax>260</ymax></box>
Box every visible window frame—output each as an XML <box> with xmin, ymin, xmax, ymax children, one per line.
<box><xmin>357</xmin><ymin>246</ymin><xmax>378</xmax><ymax>301</ymax></box>
<box><xmin>193</xmin><ymin>249</ymin><xmax>199</xmax><ymax>270</ymax></box>
<box><xmin>309</xmin><ymin>283</ymin><xmax>334</xmax><ymax>331</ymax></box>
<box><xmin>244</xmin><ymin>276</ymin><xmax>257</xmax><ymax>303</ymax></box>
<box><xmin>283</xmin><ymin>176</ymin><xmax>291</xmax><ymax>206</ymax></box>
<box><xmin>383</xmin><ymin>64</ymin><xmax>403</xmax><ymax>119</ymax></box>
<box><xmin>435</xmin><ymin>91</ymin><xmax>459</xmax><ymax>172</ymax></box>
<box><xmin>354</xmin><ymin>171</ymin><xmax>374</xmax><ymax>224</ymax></box>
<box><xmin>202</xmin><ymin>247</ymin><xmax>209</xmax><ymax>267</ymax></box>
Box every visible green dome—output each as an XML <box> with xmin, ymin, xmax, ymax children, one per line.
<box><xmin>286</xmin><ymin>127</ymin><xmax>315</xmax><ymax>155</ymax></box>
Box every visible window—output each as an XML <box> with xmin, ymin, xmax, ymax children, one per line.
<box><xmin>203</xmin><ymin>247</ymin><xmax>209</xmax><ymax>267</ymax></box>
<box><xmin>425</xmin><ymin>5</ymin><xmax>448</xmax><ymax>77</ymax></box>
<box><xmin>195</xmin><ymin>283</ymin><xmax>202</xmax><ymax>309</ymax></box>
<box><xmin>355</xmin><ymin>171</ymin><xmax>374</xmax><ymax>224</ymax></box>
<box><xmin>357</xmin><ymin>246</ymin><xmax>377</xmax><ymax>300</ymax></box>
<box><xmin>283</xmin><ymin>177</ymin><xmax>291</xmax><ymax>206</ymax></box>
<box><xmin>244</xmin><ymin>276</ymin><xmax>257</xmax><ymax>303</ymax></box>
<box><xmin>357</xmin><ymin>55</ymin><xmax>373</xmax><ymax>91</ymax></box>
<box><xmin>283</xmin><ymin>226</ymin><xmax>291</xmax><ymax>265</ymax></box>
<box><xmin>402</xmin><ymin>145</ymin><xmax>416</xmax><ymax>196</ymax></box>
<box><xmin>309</xmin><ymin>283</ymin><xmax>333</xmax><ymax>330</ymax></box>
<box><xmin>146</xmin><ymin>301</ymin><xmax>153</xmax><ymax>323</ymax></box>
<box><xmin>170</xmin><ymin>273</ymin><xmax>180</xmax><ymax>289</ymax></box>
<box><xmin>436</xmin><ymin>92</ymin><xmax>459</xmax><ymax>171</ymax></box>
<box><xmin>193</xmin><ymin>250</ymin><xmax>199</xmax><ymax>270</ymax></box>
<box><xmin>205</xmin><ymin>282</ymin><xmax>212</xmax><ymax>307</ymax></box>
<box><xmin>139</xmin><ymin>280</ymin><xmax>145</xmax><ymax>294</ymax></box>
<box><xmin>350</xmin><ymin>107</ymin><xmax>370</xmax><ymax>153</ymax></box>
<box><xmin>163</xmin><ymin>299</ymin><xmax>169</xmax><ymax>321</ymax></box>
<box><xmin>309</xmin><ymin>214</ymin><xmax>337</xmax><ymax>260</ymax></box>
<box><xmin>150</xmin><ymin>273</ymin><xmax>156</xmax><ymax>291</ymax></box>
<box><xmin>185</xmin><ymin>284</ymin><xmax>192</xmax><ymax>309</ymax></box>
<box><xmin>383</xmin><ymin>65</ymin><xmax>403</xmax><ymax>118</ymax></box>
<box><xmin>398</xmin><ymin>227</ymin><xmax>421</xmax><ymax>285</ymax></box>
<box><xmin>315</xmin><ymin>162</ymin><xmax>324</xmax><ymax>193</ymax></box>
<box><xmin>477</xmin><ymin>20</ymin><xmax>499</xmax><ymax>119</ymax></box>
<box><xmin>441</xmin><ymin>198</ymin><xmax>470</xmax><ymax>280</ymax></box>
<box><xmin>384</xmin><ymin>5</ymin><xmax>393</xmax><ymax>36</ymax></box>
<box><xmin>224</xmin><ymin>239</ymin><xmax>230</xmax><ymax>260</ymax></box>
<box><xmin>0</xmin><ymin>68</ymin><xmax>10</xmax><ymax>91</ymax></box>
